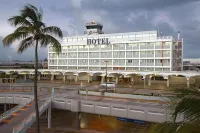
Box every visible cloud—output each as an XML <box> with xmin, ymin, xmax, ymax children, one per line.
<box><xmin>0</xmin><ymin>0</ymin><xmax>200</xmax><ymax>60</ymax></box>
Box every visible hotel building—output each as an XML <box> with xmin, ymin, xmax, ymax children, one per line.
<box><xmin>48</xmin><ymin>21</ymin><xmax>183</xmax><ymax>71</ymax></box>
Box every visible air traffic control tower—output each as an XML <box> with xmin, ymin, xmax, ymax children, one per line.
<box><xmin>84</xmin><ymin>21</ymin><xmax>104</xmax><ymax>35</ymax></box>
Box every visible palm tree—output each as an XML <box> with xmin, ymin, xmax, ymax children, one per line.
<box><xmin>2</xmin><ymin>4</ymin><xmax>63</xmax><ymax>133</ymax></box>
<box><xmin>150</xmin><ymin>88</ymin><xmax>200</xmax><ymax>133</ymax></box>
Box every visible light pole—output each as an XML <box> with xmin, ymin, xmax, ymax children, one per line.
<box><xmin>104</xmin><ymin>60</ymin><xmax>109</xmax><ymax>92</ymax></box>
<box><xmin>8</xmin><ymin>56</ymin><xmax>12</xmax><ymax>91</ymax></box>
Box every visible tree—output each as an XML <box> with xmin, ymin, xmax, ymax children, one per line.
<box><xmin>2</xmin><ymin>4</ymin><xmax>63</xmax><ymax>133</ymax></box>
<box><xmin>150</xmin><ymin>88</ymin><xmax>200</xmax><ymax>133</ymax></box>
<box><xmin>44</xmin><ymin>58</ymin><xmax>48</xmax><ymax>61</ymax></box>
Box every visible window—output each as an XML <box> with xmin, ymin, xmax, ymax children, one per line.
<box><xmin>128</xmin><ymin>60</ymin><xmax>132</xmax><ymax>63</ymax></box>
<box><xmin>116</xmin><ymin>36</ymin><xmax>122</xmax><ymax>38</ymax></box>
<box><xmin>123</xmin><ymin>36</ymin><xmax>128</xmax><ymax>38</ymax></box>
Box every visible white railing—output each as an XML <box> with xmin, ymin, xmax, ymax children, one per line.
<box><xmin>0</xmin><ymin>100</ymin><xmax>32</xmax><ymax>123</ymax></box>
<box><xmin>157</xmin><ymin>36</ymin><xmax>173</xmax><ymax>39</ymax></box>
<box><xmin>12</xmin><ymin>99</ymin><xmax>51</xmax><ymax>133</ymax></box>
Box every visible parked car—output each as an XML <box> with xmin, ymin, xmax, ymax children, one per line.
<box><xmin>100</xmin><ymin>82</ymin><xmax>116</xmax><ymax>88</ymax></box>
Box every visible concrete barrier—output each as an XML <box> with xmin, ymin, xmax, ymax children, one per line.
<box><xmin>95</xmin><ymin>102</ymin><xmax>111</xmax><ymax>116</ymax></box>
<box><xmin>80</xmin><ymin>90</ymin><xmax>170</xmax><ymax>101</ymax></box>
<box><xmin>0</xmin><ymin>94</ymin><xmax>33</xmax><ymax>105</ymax></box>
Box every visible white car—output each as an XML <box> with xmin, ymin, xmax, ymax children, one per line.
<box><xmin>100</xmin><ymin>82</ymin><xmax>116</xmax><ymax>88</ymax></box>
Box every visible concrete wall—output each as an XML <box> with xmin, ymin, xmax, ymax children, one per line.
<box><xmin>0</xmin><ymin>93</ymin><xmax>181</xmax><ymax>123</ymax></box>
<box><xmin>51</xmin><ymin>98</ymin><xmax>182</xmax><ymax>123</ymax></box>
<box><xmin>0</xmin><ymin>94</ymin><xmax>33</xmax><ymax>105</ymax></box>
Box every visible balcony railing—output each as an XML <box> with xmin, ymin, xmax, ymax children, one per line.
<box><xmin>157</xmin><ymin>36</ymin><xmax>173</xmax><ymax>39</ymax></box>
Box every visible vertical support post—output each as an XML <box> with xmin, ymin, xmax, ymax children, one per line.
<box><xmin>87</xmin><ymin>75</ymin><xmax>91</xmax><ymax>83</ymax></box>
<box><xmin>24</xmin><ymin>75</ymin><xmax>27</xmax><ymax>80</ymax></box>
<box><xmin>143</xmin><ymin>76</ymin><xmax>146</xmax><ymax>88</ymax></box>
<box><xmin>75</xmin><ymin>75</ymin><xmax>78</xmax><ymax>82</ymax></box>
<box><xmin>9</xmin><ymin>75</ymin><xmax>11</xmax><ymax>91</ymax></box>
<box><xmin>148</xmin><ymin>76</ymin><xmax>151</xmax><ymax>86</ymax></box>
<box><xmin>148</xmin><ymin>78</ymin><xmax>151</xmax><ymax>86</ymax></box>
<box><xmin>38</xmin><ymin>74</ymin><xmax>41</xmax><ymax>81</ymax></box>
<box><xmin>63</xmin><ymin>75</ymin><xmax>66</xmax><ymax>82</ymax></box>
<box><xmin>52</xmin><ymin>88</ymin><xmax>54</xmax><ymax>97</ymax></box>
<box><xmin>115</xmin><ymin>75</ymin><xmax>119</xmax><ymax>85</ymax></box>
<box><xmin>101</xmin><ymin>76</ymin><xmax>105</xmax><ymax>84</ymax></box>
<box><xmin>76</xmin><ymin>112</ymin><xmax>81</xmax><ymax>130</ymax></box>
<box><xmin>187</xmin><ymin>77</ymin><xmax>190</xmax><ymax>88</ymax></box>
<box><xmin>4</xmin><ymin>104</ymin><xmax>7</xmax><ymax>112</ymax></box>
<box><xmin>51</xmin><ymin>75</ymin><xmax>54</xmax><ymax>81</ymax></box>
<box><xmin>167</xmin><ymin>77</ymin><xmax>170</xmax><ymax>87</ymax></box>
<box><xmin>131</xmin><ymin>76</ymin><xmax>134</xmax><ymax>82</ymax></box>
<box><xmin>48</xmin><ymin>104</ymin><xmax>51</xmax><ymax>128</ymax></box>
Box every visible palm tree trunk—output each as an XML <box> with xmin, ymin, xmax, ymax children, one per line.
<box><xmin>34</xmin><ymin>40</ymin><xmax>40</xmax><ymax>133</ymax></box>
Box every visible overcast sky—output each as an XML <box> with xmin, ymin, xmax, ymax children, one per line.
<box><xmin>0</xmin><ymin>0</ymin><xmax>200</xmax><ymax>61</ymax></box>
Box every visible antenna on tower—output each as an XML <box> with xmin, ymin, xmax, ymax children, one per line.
<box><xmin>160</xmin><ymin>32</ymin><xmax>163</xmax><ymax>36</ymax></box>
<box><xmin>178</xmin><ymin>31</ymin><xmax>180</xmax><ymax>41</ymax></box>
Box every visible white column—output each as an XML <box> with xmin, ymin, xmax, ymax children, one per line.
<box><xmin>48</xmin><ymin>104</ymin><xmax>51</xmax><ymax>128</ymax></box>
<box><xmin>143</xmin><ymin>76</ymin><xmax>146</xmax><ymax>88</ymax></box>
<box><xmin>148</xmin><ymin>77</ymin><xmax>151</xmax><ymax>86</ymax></box>
<box><xmin>75</xmin><ymin>75</ymin><xmax>78</xmax><ymax>82</ymax></box>
<box><xmin>51</xmin><ymin>75</ymin><xmax>54</xmax><ymax>81</ymax></box>
<box><xmin>24</xmin><ymin>75</ymin><xmax>27</xmax><ymax>80</ymax></box>
<box><xmin>115</xmin><ymin>75</ymin><xmax>119</xmax><ymax>84</ymax></box>
<box><xmin>131</xmin><ymin>76</ymin><xmax>134</xmax><ymax>82</ymax></box>
<box><xmin>187</xmin><ymin>77</ymin><xmax>190</xmax><ymax>88</ymax></box>
<box><xmin>63</xmin><ymin>75</ymin><xmax>66</xmax><ymax>82</ymax></box>
<box><xmin>38</xmin><ymin>75</ymin><xmax>41</xmax><ymax>81</ymax></box>
<box><xmin>167</xmin><ymin>78</ymin><xmax>170</xmax><ymax>87</ymax></box>
<box><xmin>101</xmin><ymin>76</ymin><xmax>105</xmax><ymax>83</ymax></box>
<box><xmin>87</xmin><ymin>75</ymin><xmax>92</xmax><ymax>83</ymax></box>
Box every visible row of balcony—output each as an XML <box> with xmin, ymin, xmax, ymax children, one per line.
<box><xmin>49</xmin><ymin>54</ymin><xmax>171</xmax><ymax>58</ymax></box>
<box><xmin>49</xmin><ymin>62</ymin><xmax>170</xmax><ymax>66</ymax></box>
<box><xmin>48</xmin><ymin>66</ymin><xmax>171</xmax><ymax>72</ymax></box>
<box><xmin>50</xmin><ymin>46</ymin><xmax>171</xmax><ymax>52</ymax></box>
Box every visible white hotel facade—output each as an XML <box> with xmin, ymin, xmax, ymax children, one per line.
<box><xmin>48</xmin><ymin>21</ymin><xmax>183</xmax><ymax>72</ymax></box>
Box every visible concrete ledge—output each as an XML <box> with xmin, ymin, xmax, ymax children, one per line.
<box><xmin>52</xmin><ymin>98</ymin><xmax>66</xmax><ymax>109</ymax></box>
<box><xmin>127</xmin><ymin>105</ymin><xmax>146</xmax><ymax>121</ymax></box>
<box><xmin>111</xmin><ymin>104</ymin><xmax>128</xmax><ymax>118</ymax></box>
<box><xmin>147</xmin><ymin>108</ymin><xmax>166</xmax><ymax>123</ymax></box>
<box><xmin>81</xmin><ymin>100</ymin><xmax>95</xmax><ymax>113</ymax></box>
<box><xmin>95</xmin><ymin>102</ymin><xmax>111</xmax><ymax>116</ymax></box>
<box><xmin>0</xmin><ymin>94</ymin><xmax>33</xmax><ymax>105</ymax></box>
<box><xmin>80</xmin><ymin>90</ymin><xmax>170</xmax><ymax>101</ymax></box>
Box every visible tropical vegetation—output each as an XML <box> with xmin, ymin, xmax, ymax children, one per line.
<box><xmin>2</xmin><ymin>4</ymin><xmax>63</xmax><ymax>133</ymax></box>
<box><xmin>150</xmin><ymin>88</ymin><xmax>200</xmax><ymax>133</ymax></box>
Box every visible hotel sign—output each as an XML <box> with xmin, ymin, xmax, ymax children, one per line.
<box><xmin>87</xmin><ymin>38</ymin><xmax>110</xmax><ymax>45</ymax></box>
